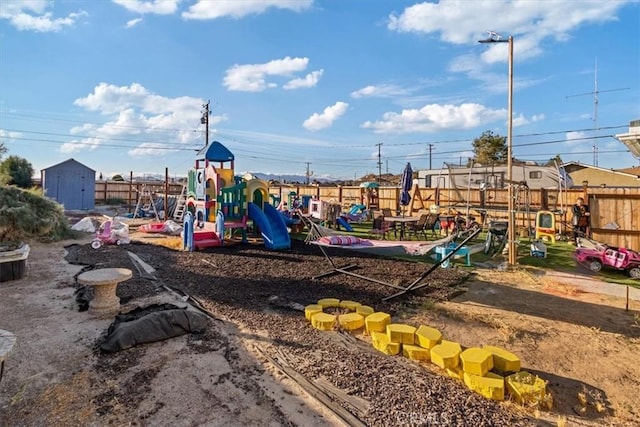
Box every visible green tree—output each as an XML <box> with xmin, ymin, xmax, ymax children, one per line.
<box><xmin>112</xmin><ymin>174</ymin><xmax>125</xmax><ymax>181</ymax></box>
<box><xmin>0</xmin><ymin>142</ymin><xmax>8</xmax><ymax>185</ymax></box>
<box><xmin>472</xmin><ymin>130</ymin><xmax>507</xmax><ymax>165</ymax></box>
<box><xmin>0</xmin><ymin>155</ymin><xmax>35</xmax><ymax>188</ymax></box>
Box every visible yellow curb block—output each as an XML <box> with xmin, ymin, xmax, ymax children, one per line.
<box><xmin>356</xmin><ymin>305</ymin><xmax>374</xmax><ymax>317</ymax></box>
<box><xmin>483</xmin><ymin>345</ymin><xmax>521</xmax><ymax>374</ymax></box>
<box><xmin>338</xmin><ymin>312</ymin><xmax>365</xmax><ymax>330</ymax></box>
<box><xmin>304</xmin><ymin>304</ymin><xmax>323</xmax><ymax>321</ymax></box>
<box><xmin>402</xmin><ymin>344</ymin><xmax>431</xmax><ymax>361</ymax></box>
<box><xmin>371</xmin><ymin>331</ymin><xmax>400</xmax><ymax>355</ymax></box>
<box><xmin>461</xmin><ymin>347</ymin><xmax>494</xmax><ymax>377</ymax></box>
<box><xmin>365</xmin><ymin>312</ymin><xmax>391</xmax><ymax>334</ymax></box>
<box><xmin>311</xmin><ymin>312</ymin><xmax>336</xmax><ymax>331</ymax></box>
<box><xmin>431</xmin><ymin>340</ymin><xmax>462</xmax><ymax>369</ymax></box>
<box><xmin>506</xmin><ymin>371</ymin><xmax>547</xmax><ymax>406</ymax></box>
<box><xmin>339</xmin><ymin>300</ymin><xmax>361</xmax><ymax>311</ymax></box>
<box><xmin>386</xmin><ymin>324</ymin><xmax>417</xmax><ymax>344</ymax></box>
<box><xmin>463</xmin><ymin>371</ymin><xmax>505</xmax><ymax>401</ymax></box>
<box><xmin>317</xmin><ymin>298</ymin><xmax>340</xmax><ymax>308</ymax></box>
<box><xmin>415</xmin><ymin>325</ymin><xmax>442</xmax><ymax>349</ymax></box>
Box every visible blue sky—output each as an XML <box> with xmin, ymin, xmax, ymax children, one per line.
<box><xmin>1</xmin><ymin>0</ymin><xmax>639</xmax><ymax>180</ymax></box>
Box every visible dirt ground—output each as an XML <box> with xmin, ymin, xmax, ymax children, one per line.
<box><xmin>1</xmin><ymin>226</ymin><xmax>639</xmax><ymax>426</ymax></box>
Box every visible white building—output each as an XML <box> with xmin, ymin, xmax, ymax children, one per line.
<box><xmin>417</xmin><ymin>163</ymin><xmax>571</xmax><ymax>191</ymax></box>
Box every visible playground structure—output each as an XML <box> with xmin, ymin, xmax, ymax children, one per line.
<box><xmin>182</xmin><ymin>141</ymin><xmax>291</xmax><ymax>251</ymax></box>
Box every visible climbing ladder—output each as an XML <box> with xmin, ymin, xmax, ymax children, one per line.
<box><xmin>173</xmin><ymin>185</ymin><xmax>187</xmax><ymax>222</ymax></box>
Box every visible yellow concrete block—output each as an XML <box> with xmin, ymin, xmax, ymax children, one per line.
<box><xmin>311</xmin><ymin>312</ymin><xmax>336</xmax><ymax>331</ymax></box>
<box><xmin>304</xmin><ymin>304</ymin><xmax>323</xmax><ymax>321</ymax></box>
<box><xmin>482</xmin><ymin>345</ymin><xmax>521</xmax><ymax>373</ymax></box>
<box><xmin>386</xmin><ymin>324</ymin><xmax>417</xmax><ymax>344</ymax></box>
<box><xmin>463</xmin><ymin>372</ymin><xmax>505</xmax><ymax>401</ymax></box>
<box><xmin>430</xmin><ymin>340</ymin><xmax>462</xmax><ymax>370</ymax></box>
<box><xmin>460</xmin><ymin>347</ymin><xmax>494</xmax><ymax>376</ymax></box>
<box><xmin>485</xmin><ymin>372</ymin><xmax>503</xmax><ymax>380</ymax></box>
<box><xmin>317</xmin><ymin>298</ymin><xmax>340</xmax><ymax>308</ymax></box>
<box><xmin>445</xmin><ymin>366</ymin><xmax>464</xmax><ymax>380</ymax></box>
<box><xmin>402</xmin><ymin>344</ymin><xmax>431</xmax><ymax>361</ymax></box>
<box><xmin>506</xmin><ymin>371</ymin><xmax>547</xmax><ymax>406</ymax></box>
<box><xmin>339</xmin><ymin>300</ymin><xmax>361</xmax><ymax>311</ymax></box>
<box><xmin>371</xmin><ymin>331</ymin><xmax>400</xmax><ymax>355</ymax></box>
<box><xmin>415</xmin><ymin>325</ymin><xmax>442</xmax><ymax>349</ymax></box>
<box><xmin>356</xmin><ymin>305</ymin><xmax>375</xmax><ymax>317</ymax></box>
<box><xmin>365</xmin><ymin>312</ymin><xmax>391</xmax><ymax>334</ymax></box>
<box><xmin>338</xmin><ymin>312</ymin><xmax>365</xmax><ymax>331</ymax></box>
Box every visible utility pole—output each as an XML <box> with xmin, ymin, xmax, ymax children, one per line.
<box><xmin>201</xmin><ymin>101</ymin><xmax>210</xmax><ymax>146</ymax></box>
<box><xmin>428</xmin><ymin>143</ymin><xmax>434</xmax><ymax>169</ymax></box>
<box><xmin>376</xmin><ymin>143</ymin><xmax>383</xmax><ymax>183</ymax></box>
<box><xmin>305</xmin><ymin>162</ymin><xmax>312</xmax><ymax>185</ymax></box>
<box><xmin>566</xmin><ymin>59</ymin><xmax>629</xmax><ymax>167</ymax></box>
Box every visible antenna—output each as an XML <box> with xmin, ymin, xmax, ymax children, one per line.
<box><xmin>566</xmin><ymin>58</ymin><xmax>629</xmax><ymax>166</ymax></box>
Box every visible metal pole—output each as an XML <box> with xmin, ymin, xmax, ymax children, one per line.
<box><xmin>507</xmin><ymin>36</ymin><xmax>516</xmax><ymax>266</ymax></box>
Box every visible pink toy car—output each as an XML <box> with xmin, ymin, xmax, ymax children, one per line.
<box><xmin>574</xmin><ymin>244</ymin><xmax>640</xmax><ymax>279</ymax></box>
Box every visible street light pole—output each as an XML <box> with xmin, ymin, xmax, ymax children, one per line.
<box><xmin>479</xmin><ymin>33</ymin><xmax>516</xmax><ymax>266</ymax></box>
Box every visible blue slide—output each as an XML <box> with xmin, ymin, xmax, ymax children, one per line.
<box><xmin>248</xmin><ymin>202</ymin><xmax>291</xmax><ymax>250</ymax></box>
<box><xmin>336</xmin><ymin>217</ymin><xmax>354</xmax><ymax>232</ymax></box>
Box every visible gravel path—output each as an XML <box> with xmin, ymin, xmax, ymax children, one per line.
<box><xmin>65</xmin><ymin>239</ymin><xmax>534</xmax><ymax>426</ymax></box>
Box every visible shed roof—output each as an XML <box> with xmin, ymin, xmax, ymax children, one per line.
<box><xmin>562</xmin><ymin>161</ymin><xmax>639</xmax><ymax>178</ymax></box>
<box><xmin>41</xmin><ymin>158</ymin><xmax>95</xmax><ymax>172</ymax></box>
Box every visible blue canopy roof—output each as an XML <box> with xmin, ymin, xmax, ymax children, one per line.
<box><xmin>359</xmin><ymin>181</ymin><xmax>379</xmax><ymax>188</ymax></box>
<box><xmin>201</xmin><ymin>141</ymin><xmax>234</xmax><ymax>162</ymax></box>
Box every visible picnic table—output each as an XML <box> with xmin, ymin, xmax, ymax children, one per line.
<box><xmin>384</xmin><ymin>216</ymin><xmax>420</xmax><ymax>240</ymax></box>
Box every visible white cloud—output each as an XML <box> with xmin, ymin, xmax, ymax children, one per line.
<box><xmin>125</xmin><ymin>18</ymin><xmax>143</xmax><ymax>28</ymax></box>
<box><xmin>362</xmin><ymin>103</ymin><xmax>506</xmax><ymax>134</ymax></box>
<box><xmin>388</xmin><ymin>0</ymin><xmax>629</xmax><ymax>88</ymax></box>
<box><xmin>0</xmin><ymin>128</ymin><xmax>23</xmax><ymax>139</ymax></box>
<box><xmin>68</xmin><ymin>82</ymin><xmax>227</xmax><ymax>155</ymax></box>
<box><xmin>283</xmin><ymin>69</ymin><xmax>323</xmax><ymax>90</ymax></box>
<box><xmin>350</xmin><ymin>84</ymin><xmax>410</xmax><ymax>99</ymax></box>
<box><xmin>566</xmin><ymin>130</ymin><xmax>591</xmax><ymax>147</ymax></box>
<box><xmin>60</xmin><ymin>138</ymin><xmax>101</xmax><ymax>154</ymax></box>
<box><xmin>511</xmin><ymin>112</ymin><xmax>548</xmax><ymax>127</ymax></box>
<box><xmin>128</xmin><ymin>142</ymin><xmax>179</xmax><ymax>157</ymax></box>
<box><xmin>111</xmin><ymin>0</ymin><xmax>181</xmax><ymax>15</ymax></box>
<box><xmin>182</xmin><ymin>0</ymin><xmax>313</xmax><ymax>20</ymax></box>
<box><xmin>223</xmin><ymin>56</ymin><xmax>310</xmax><ymax>92</ymax></box>
<box><xmin>388</xmin><ymin>0</ymin><xmax>624</xmax><ymax>46</ymax></box>
<box><xmin>303</xmin><ymin>102</ymin><xmax>349</xmax><ymax>132</ymax></box>
<box><xmin>0</xmin><ymin>0</ymin><xmax>87</xmax><ymax>32</ymax></box>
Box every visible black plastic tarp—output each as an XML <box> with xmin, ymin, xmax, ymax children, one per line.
<box><xmin>100</xmin><ymin>304</ymin><xmax>208</xmax><ymax>353</ymax></box>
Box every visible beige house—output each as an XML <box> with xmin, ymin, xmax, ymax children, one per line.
<box><xmin>563</xmin><ymin>162</ymin><xmax>640</xmax><ymax>187</ymax></box>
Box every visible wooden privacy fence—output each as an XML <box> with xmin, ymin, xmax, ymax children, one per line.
<box><xmin>267</xmin><ymin>184</ymin><xmax>640</xmax><ymax>250</ymax></box>
<box><xmin>92</xmin><ymin>181</ymin><xmax>639</xmax><ymax>249</ymax></box>
<box><xmin>95</xmin><ymin>180</ymin><xmax>183</xmax><ymax>207</ymax></box>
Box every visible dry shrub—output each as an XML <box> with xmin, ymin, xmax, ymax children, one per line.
<box><xmin>0</xmin><ymin>186</ymin><xmax>76</xmax><ymax>247</ymax></box>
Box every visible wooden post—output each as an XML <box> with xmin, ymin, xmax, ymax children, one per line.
<box><xmin>128</xmin><ymin>171</ymin><xmax>133</xmax><ymax>211</ymax></box>
<box><xmin>540</xmin><ymin>188</ymin><xmax>548</xmax><ymax>211</ymax></box>
<box><xmin>164</xmin><ymin>168</ymin><xmax>169</xmax><ymax>220</ymax></box>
